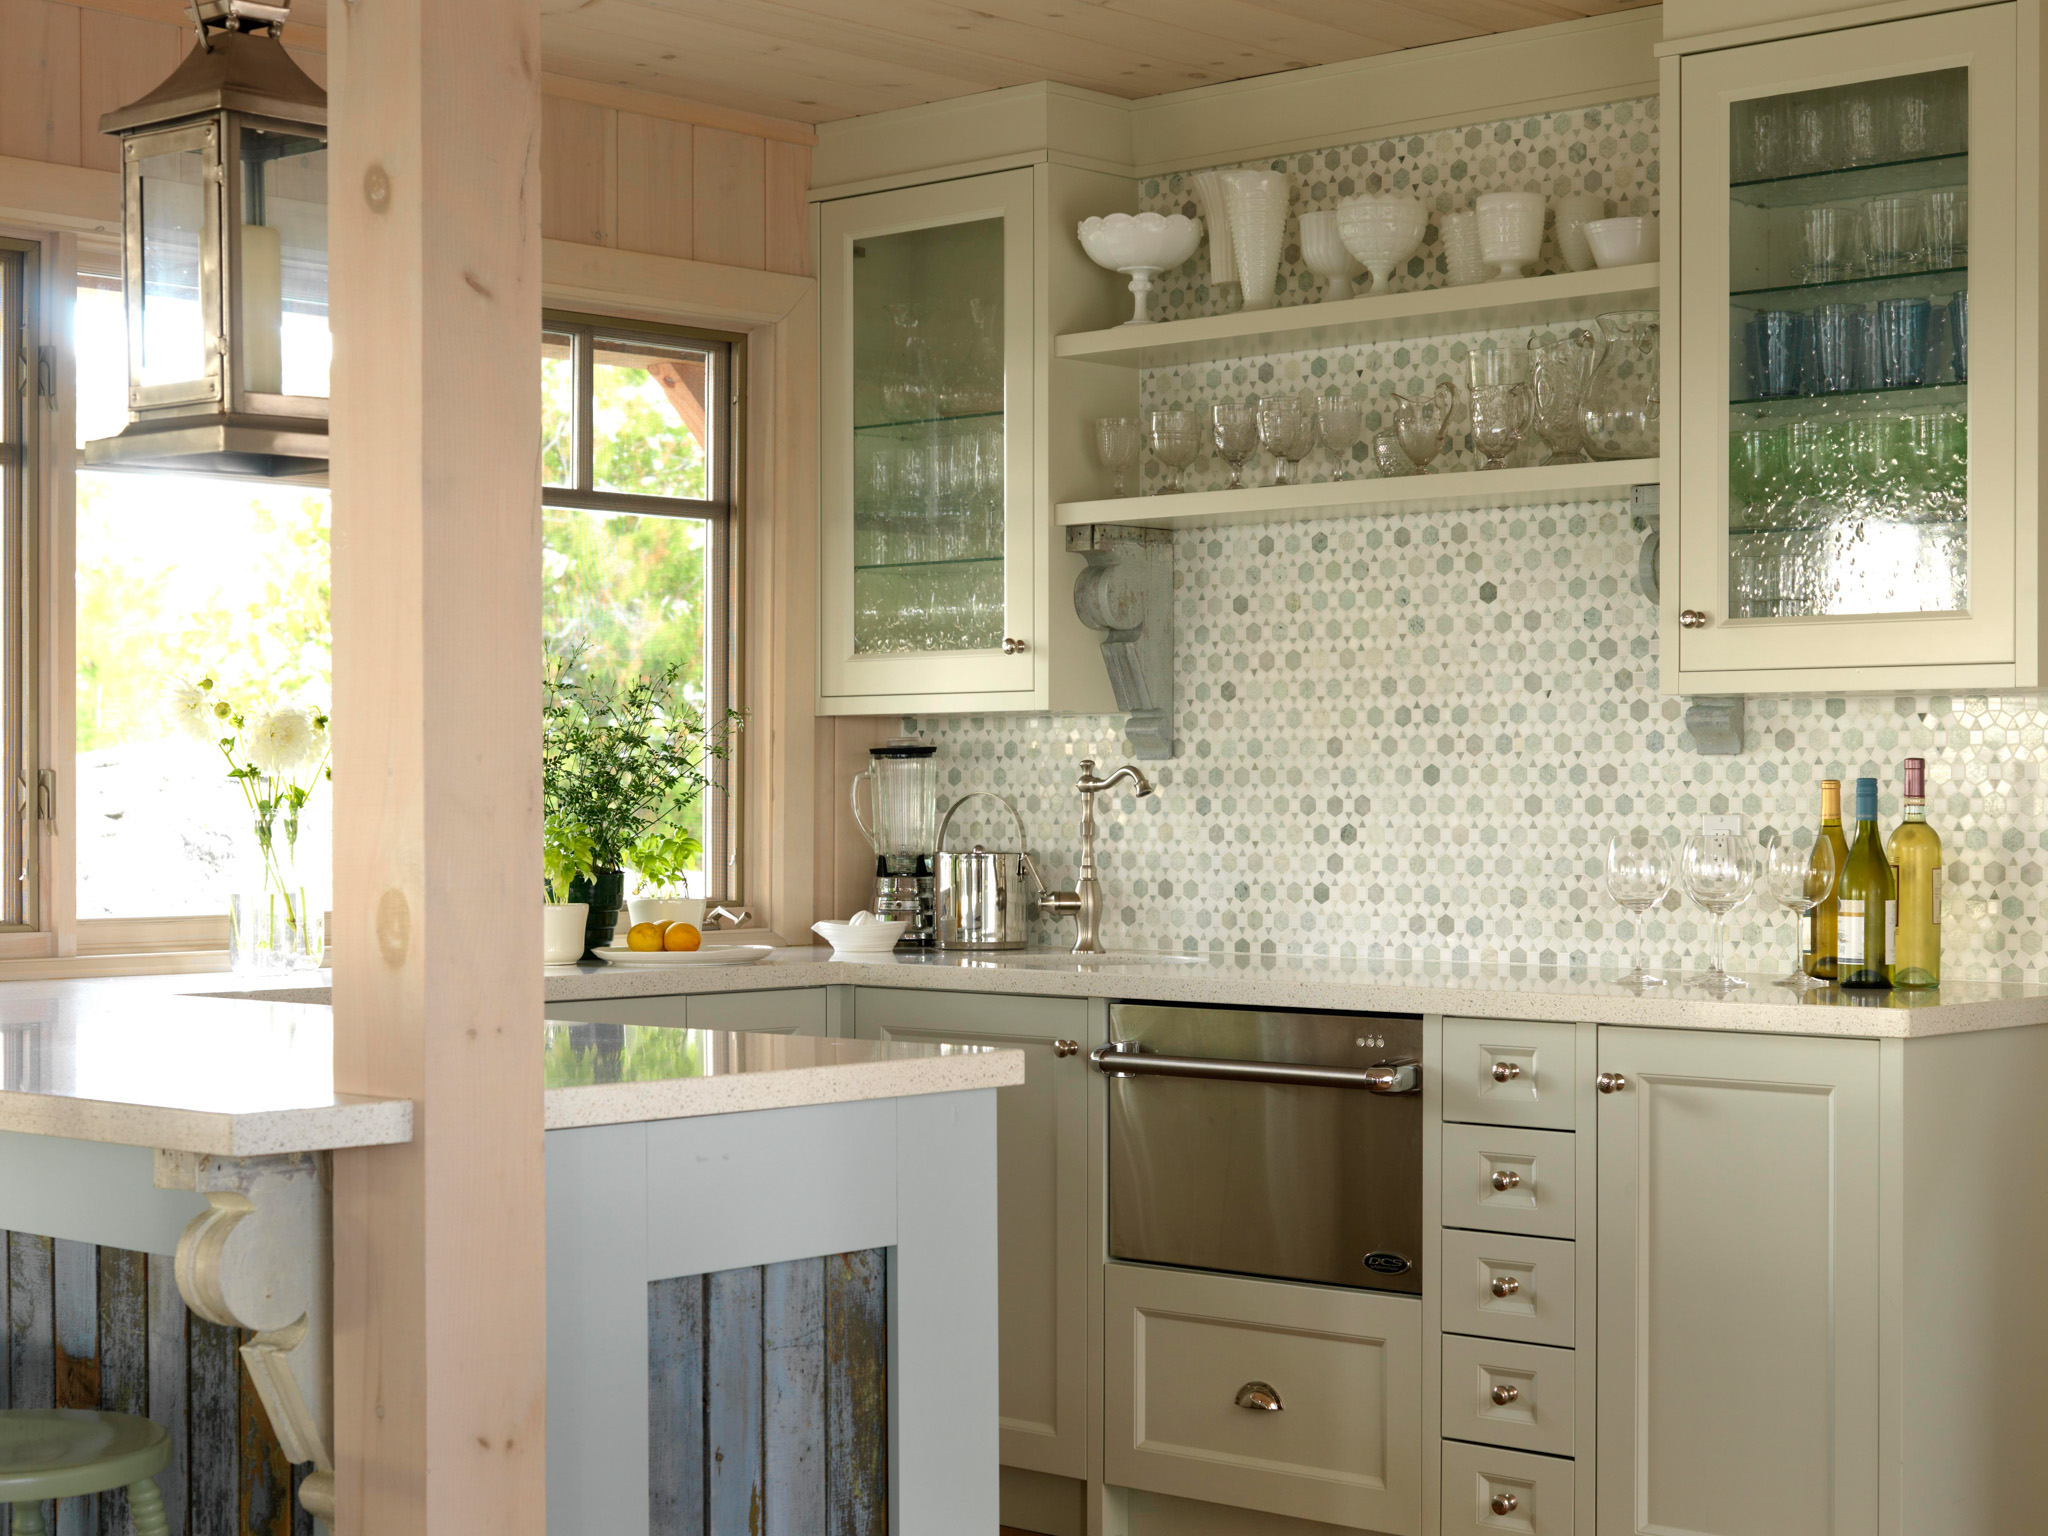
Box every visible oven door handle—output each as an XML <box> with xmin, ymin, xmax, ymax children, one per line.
<box><xmin>1091</xmin><ymin>1043</ymin><xmax>1420</xmax><ymax>1094</ymax></box>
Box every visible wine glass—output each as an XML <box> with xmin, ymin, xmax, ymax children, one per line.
<box><xmin>1255</xmin><ymin>394</ymin><xmax>1317</xmax><ymax>486</ymax></box>
<box><xmin>1095</xmin><ymin>416</ymin><xmax>1139</xmax><ymax>498</ymax></box>
<box><xmin>1316</xmin><ymin>394</ymin><xmax>1364</xmax><ymax>481</ymax></box>
<box><xmin>1680</xmin><ymin>828</ymin><xmax>1758</xmax><ymax>994</ymax></box>
<box><xmin>1604</xmin><ymin>830</ymin><xmax>1672</xmax><ymax>988</ymax></box>
<box><xmin>1764</xmin><ymin>834</ymin><xmax>1835</xmax><ymax>990</ymax></box>
<box><xmin>1211</xmin><ymin>401</ymin><xmax>1260</xmax><ymax>490</ymax></box>
<box><xmin>1144</xmin><ymin>408</ymin><xmax>1201</xmax><ymax>494</ymax></box>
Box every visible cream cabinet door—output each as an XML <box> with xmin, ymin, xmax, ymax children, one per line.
<box><xmin>1596</xmin><ymin>1026</ymin><xmax>1879</xmax><ymax>1536</ymax></box>
<box><xmin>851</xmin><ymin>986</ymin><xmax>1089</xmax><ymax>1478</ymax></box>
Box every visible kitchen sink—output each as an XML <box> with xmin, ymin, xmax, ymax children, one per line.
<box><xmin>995</xmin><ymin>950</ymin><xmax>1206</xmax><ymax>967</ymax></box>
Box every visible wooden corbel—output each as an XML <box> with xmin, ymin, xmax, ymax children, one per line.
<box><xmin>1069</xmin><ymin>523</ymin><xmax>1175</xmax><ymax>760</ymax></box>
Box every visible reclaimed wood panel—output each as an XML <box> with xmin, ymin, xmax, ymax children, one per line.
<box><xmin>763</xmin><ymin>1260</ymin><xmax>825</xmax><ymax>1536</ymax></box>
<box><xmin>76</xmin><ymin>8</ymin><xmax>181</xmax><ymax>173</ymax></box>
<box><xmin>647</xmin><ymin>1274</ymin><xmax>705</xmax><ymax>1536</ymax></box>
<box><xmin>96</xmin><ymin>1248</ymin><xmax>146</xmax><ymax>1536</ymax></box>
<box><xmin>542</xmin><ymin>95</ymin><xmax>614</xmax><ymax>248</ymax></box>
<box><xmin>616</xmin><ymin>113</ymin><xmax>694</xmax><ymax>262</ymax></box>
<box><xmin>0</xmin><ymin>0</ymin><xmax>83</xmax><ymax>166</ymax></box>
<box><xmin>239</xmin><ymin>1344</ymin><xmax>292</xmax><ymax>1536</ymax></box>
<box><xmin>825</xmin><ymin>1250</ymin><xmax>886</xmax><ymax>1536</ymax></box>
<box><xmin>188</xmin><ymin>1313</ymin><xmax>237</xmax><ymax>1536</ymax></box>
<box><xmin>692</xmin><ymin>128</ymin><xmax>767</xmax><ymax>270</ymax></box>
<box><xmin>763</xmin><ymin>140</ymin><xmax>811</xmax><ymax>278</ymax></box>
<box><xmin>706</xmin><ymin>1266</ymin><xmax>764</xmax><ymax>1536</ymax></box>
<box><xmin>9</xmin><ymin>1233</ymin><xmax>54</xmax><ymax>1410</ymax></box>
<box><xmin>146</xmin><ymin>1256</ymin><xmax>187</xmax><ymax>1536</ymax></box>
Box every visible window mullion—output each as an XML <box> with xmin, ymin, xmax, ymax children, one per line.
<box><xmin>574</xmin><ymin>325</ymin><xmax>595</xmax><ymax>492</ymax></box>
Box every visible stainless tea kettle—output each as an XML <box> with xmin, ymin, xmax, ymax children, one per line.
<box><xmin>934</xmin><ymin>793</ymin><xmax>1043</xmax><ymax>951</ymax></box>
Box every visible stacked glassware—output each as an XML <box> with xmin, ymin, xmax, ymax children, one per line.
<box><xmin>1726</xmin><ymin>67</ymin><xmax>1970</xmax><ymax>621</ymax></box>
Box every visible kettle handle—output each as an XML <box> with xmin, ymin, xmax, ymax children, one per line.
<box><xmin>936</xmin><ymin>790</ymin><xmax>1028</xmax><ymax>855</ymax></box>
<box><xmin>850</xmin><ymin>772</ymin><xmax>876</xmax><ymax>850</ymax></box>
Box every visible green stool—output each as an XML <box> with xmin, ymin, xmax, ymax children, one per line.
<box><xmin>0</xmin><ymin>1410</ymin><xmax>170</xmax><ymax>1535</ymax></box>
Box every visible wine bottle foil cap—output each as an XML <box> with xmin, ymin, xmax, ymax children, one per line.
<box><xmin>1855</xmin><ymin>777</ymin><xmax>1878</xmax><ymax>817</ymax></box>
<box><xmin>1903</xmin><ymin>757</ymin><xmax>1926</xmax><ymax>798</ymax></box>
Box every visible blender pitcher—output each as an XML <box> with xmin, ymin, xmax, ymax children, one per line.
<box><xmin>851</xmin><ymin>738</ymin><xmax>940</xmax><ymax>944</ymax></box>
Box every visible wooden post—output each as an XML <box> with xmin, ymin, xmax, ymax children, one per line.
<box><xmin>324</xmin><ymin>0</ymin><xmax>546</xmax><ymax>1529</ymax></box>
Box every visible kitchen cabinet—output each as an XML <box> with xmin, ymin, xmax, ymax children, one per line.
<box><xmin>816</xmin><ymin>162</ymin><xmax>1132</xmax><ymax>715</ymax></box>
<box><xmin>851</xmin><ymin>986</ymin><xmax>1093</xmax><ymax>1479</ymax></box>
<box><xmin>1664</xmin><ymin>3</ymin><xmax>2039</xmax><ymax>692</ymax></box>
<box><xmin>541</xmin><ymin>986</ymin><xmax>825</xmax><ymax>1034</ymax></box>
<box><xmin>1595</xmin><ymin>1026</ymin><xmax>1880</xmax><ymax>1536</ymax></box>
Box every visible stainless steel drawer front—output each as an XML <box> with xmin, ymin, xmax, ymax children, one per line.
<box><xmin>1105</xmin><ymin>1003</ymin><xmax>1423</xmax><ymax>1293</ymax></box>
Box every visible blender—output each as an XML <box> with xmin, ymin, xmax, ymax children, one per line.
<box><xmin>851</xmin><ymin>739</ymin><xmax>940</xmax><ymax>945</ymax></box>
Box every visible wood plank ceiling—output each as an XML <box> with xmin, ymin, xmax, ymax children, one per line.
<box><xmin>533</xmin><ymin>0</ymin><xmax>1659</xmax><ymax>125</ymax></box>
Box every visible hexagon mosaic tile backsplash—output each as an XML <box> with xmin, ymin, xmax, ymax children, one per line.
<box><xmin>898</xmin><ymin>99</ymin><xmax>2048</xmax><ymax>984</ymax></box>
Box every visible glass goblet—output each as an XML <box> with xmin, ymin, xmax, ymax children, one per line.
<box><xmin>1604</xmin><ymin>830</ymin><xmax>1672</xmax><ymax>988</ymax></box>
<box><xmin>1256</xmin><ymin>394</ymin><xmax>1317</xmax><ymax>486</ymax></box>
<box><xmin>1316</xmin><ymin>394</ymin><xmax>1364</xmax><ymax>481</ymax></box>
<box><xmin>1681</xmin><ymin>828</ymin><xmax>1758</xmax><ymax>994</ymax></box>
<box><xmin>1143</xmin><ymin>408</ymin><xmax>1201</xmax><ymax>494</ymax></box>
<box><xmin>1095</xmin><ymin>416</ymin><xmax>1139</xmax><ymax>498</ymax></box>
<box><xmin>1764</xmin><ymin>834</ymin><xmax>1835</xmax><ymax>989</ymax></box>
<box><xmin>1211</xmin><ymin>401</ymin><xmax>1260</xmax><ymax>490</ymax></box>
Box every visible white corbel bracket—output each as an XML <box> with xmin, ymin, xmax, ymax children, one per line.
<box><xmin>155</xmin><ymin>1149</ymin><xmax>334</xmax><ymax>1525</ymax></box>
<box><xmin>1069</xmin><ymin>524</ymin><xmax>1174</xmax><ymax>760</ymax></box>
<box><xmin>1684</xmin><ymin>695</ymin><xmax>1746</xmax><ymax>755</ymax></box>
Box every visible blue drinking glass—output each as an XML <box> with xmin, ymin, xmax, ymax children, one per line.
<box><xmin>1876</xmin><ymin>297</ymin><xmax>1931</xmax><ymax>389</ymax></box>
<box><xmin>1745</xmin><ymin>310</ymin><xmax>1805</xmax><ymax>399</ymax></box>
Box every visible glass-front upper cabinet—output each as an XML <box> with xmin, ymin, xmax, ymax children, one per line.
<box><xmin>1672</xmin><ymin>5</ymin><xmax>2024</xmax><ymax>691</ymax></box>
<box><xmin>819</xmin><ymin>168</ymin><xmax>1037</xmax><ymax>704</ymax></box>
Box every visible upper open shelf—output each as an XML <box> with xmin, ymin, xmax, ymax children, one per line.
<box><xmin>1055</xmin><ymin>264</ymin><xmax>1660</xmax><ymax>369</ymax></box>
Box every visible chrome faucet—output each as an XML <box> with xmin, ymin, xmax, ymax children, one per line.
<box><xmin>1036</xmin><ymin>759</ymin><xmax>1154</xmax><ymax>953</ymax></box>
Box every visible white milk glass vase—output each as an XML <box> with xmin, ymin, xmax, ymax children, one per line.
<box><xmin>1218</xmin><ymin>169</ymin><xmax>1289</xmax><ymax>312</ymax></box>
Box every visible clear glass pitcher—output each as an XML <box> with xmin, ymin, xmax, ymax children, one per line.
<box><xmin>1580</xmin><ymin>310</ymin><xmax>1660</xmax><ymax>460</ymax></box>
<box><xmin>851</xmin><ymin>739</ymin><xmax>939</xmax><ymax>872</ymax></box>
<box><xmin>1528</xmin><ymin>328</ymin><xmax>1597</xmax><ymax>464</ymax></box>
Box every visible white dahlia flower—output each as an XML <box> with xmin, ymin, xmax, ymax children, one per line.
<box><xmin>244</xmin><ymin>705</ymin><xmax>316</xmax><ymax>774</ymax></box>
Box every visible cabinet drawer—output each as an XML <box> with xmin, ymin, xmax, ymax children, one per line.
<box><xmin>1441</xmin><ymin>1230</ymin><xmax>1575</xmax><ymax>1348</ymax></box>
<box><xmin>1443</xmin><ymin>1018</ymin><xmax>1578</xmax><ymax>1130</ymax></box>
<box><xmin>1105</xmin><ymin>1264</ymin><xmax>1421</xmax><ymax>1534</ymax></box>
<box><xmin>1441</xmin><ymin>1336</ymin><xmax>1575</xmax><ymax>1458</ymax></box>
<box><xmin>1441</xmin><ymin>1124</ymin><xmax>1577</xmax><ymax>1240</ymax></box>
<box><xmin>1441</xmin><ymin>1441</ymin><xmax>1574</xmax><ymax>1536</ymax></box>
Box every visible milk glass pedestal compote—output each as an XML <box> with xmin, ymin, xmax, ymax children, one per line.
<box><xmin>1764</xmin><ymin>834</ymin><xmax>1835</xmax><ymax>989</ymax></box>
<box><xmin>1604</xmin><ymin>830</ymin><xmax>1672</xmax><ymax>988</ymax></box>
<box><xmin>1681</xmin><ymin>828</ymin><xmax>1758</xmax><ymax>995</ymax></box>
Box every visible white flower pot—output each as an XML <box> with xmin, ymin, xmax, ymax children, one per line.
<box><xmin>544</xmin><ymin>903</ymin><xmax>590</xmax><ymax>965</ymax></box>
<box><xmin>627</xmin><ymin>896</ymin><xmax>707</xmax><ymax>930</ymax></box>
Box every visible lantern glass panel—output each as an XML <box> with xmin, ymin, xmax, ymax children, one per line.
<box><xmin>238</xmin><ymin>126</ymin><xmax>329</xmax><ymax>398</ymax></box>
<box><xmin>136</xmin><ymin>142</ymin><xmax>209</xmax><ymax>388</ymax></box>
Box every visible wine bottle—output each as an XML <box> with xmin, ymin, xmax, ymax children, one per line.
<box><xmin>1889</xmin><ymin>757</ymin><xmax>1942</xmax><ymax>988</ymax></box>
<box><xmin>1805</xmin><ymin>779</ymin><xmax>1850</xmax><ymax>981</ymax></box>
<box><xmin>1836</xmin><ymin>777</ymin><xmax>1894</xmax><ymax>989</ymax></box>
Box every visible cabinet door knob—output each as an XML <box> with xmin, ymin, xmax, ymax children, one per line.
<box><xmin>1491</xmin><ymin>1060</ymin><xmax>1522</xmax><ymax>1082</ymax></box>
<box><xmin>1597</xmin><ymin>1071</ymin><xmax>1629</xmax><ymax>1094</ymax></box>
<box><xmin>1234</xmin><ymin>1380</ymin><xmax>1283</xmax><ymax>1411</ymax></box>
<box><xmin>1002</xmin><ymin>636</ymin><xmax>1029</xmax><ymax>654</ymax></box>
<box><xmin>1491</xmin><ymin>1492</ymin><xmax>1520</xmax><ymax>1516</ymax></box>
<box><xmin>1491</xmin><ymin>1275</ymin><xmax>1521</xmax><ymax>1298</ymax></box>
<box><xmin>1491</xmin><ymin>1384</ymin><xmax>1521</xmax><ymax>1406</ymax></box>
<box><xmin>1491</xmin><ymin>1170</ymin><xmax>1523</xmax><ymax>1192</ymax></box>
<box><xmin>1053</xmin><ymin>1039</ymin><xmax>1080</xmax><ymax>1058</ymax></box>
<box><xmin>1678</xmin><ymin>609</ymin><xmax>1709</xmax><ymax>629</ymax></box>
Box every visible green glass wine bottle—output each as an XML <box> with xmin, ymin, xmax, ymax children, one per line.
<box><xmin>1805</xmin><ymin>779</ymin><xmax>1850</xmax><ymax>981</ymax></box>
<box><xmin>1888</xmin><ymin>757</ymin><xmax>1942</xmax><ymax>988</ymax></box>
<box><xmin>1836</xmin><ymin>777</ymin><xmax>1894</xmax><ymax>989</ymax></box>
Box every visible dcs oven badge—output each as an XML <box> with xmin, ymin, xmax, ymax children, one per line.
<box><xmin>1362</xmin><ymin>1251</ymin><xmax>1412</xmax><ymax>1276</ymax></box>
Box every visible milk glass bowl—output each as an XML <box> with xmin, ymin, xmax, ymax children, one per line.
<box><xmin>1476</xmin><ymin>192</ymin><xmax>1546</xmax><ymax>279</ymax></box>
<box><xmin>1077</xmin><ymin>212</ymin><xmax>1203</xmax><ymax>324</ymax></box>
<box><xmin>1584</xmin><ymin>214</ymin><xmax>1660</xmax><ymax>269</ymax></box>
<box><xmin>1298</xmin><ymin>209</ymin><xmax>1360</xmax><ymax>300</ymax></box>
<box><xmin>1336</xmin><ymin>195</ymin><xmax>1427</xmax><ymax>293</ymax></box>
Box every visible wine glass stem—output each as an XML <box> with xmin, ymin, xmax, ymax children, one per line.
<box><xmin>1713</xmin><ymin>913</ymin><xmax>1728</xmax><ymax>975</ymax></box>
<box><xmin>1632</xmin><ymin>912</ymin><xmax>1648</xmax><ymax>976</ymax></box>
<box><xmin>1788</xmin><ymin>910</ymin><xmax>1803</xmax><ymax>979</ymax></box>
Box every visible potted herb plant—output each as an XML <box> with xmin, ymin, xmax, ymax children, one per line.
<box><xmin>542</xmin><ymin>647</ymin><xmax>738</xmax><ymax>960</ymax></box>
<box><xmin>625</xmin><ymin>822</ymin><xmax>706</xmax><ymax>931</ymax></box>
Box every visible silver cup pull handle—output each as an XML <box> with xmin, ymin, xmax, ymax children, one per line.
<box><xmin>1234</xmin><ymin>1380</ymin><xmax>1283</xmax><ymax>1412</ymax></box>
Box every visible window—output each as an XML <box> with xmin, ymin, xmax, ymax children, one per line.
<box><xmin>0</xmin><ymin>243</ymin><xmax>37</xmax><ymax>928</ymax></box>
<box><xmin>542</xmin><ymin>313</ymin><xmax>741</xmax><ymax>902</ymax></box>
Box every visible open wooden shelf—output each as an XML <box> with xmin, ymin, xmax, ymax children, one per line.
<box><xmin>1055</xmin><ymin>263</ymin><xmax>1659</xmax><ymax>369</ymax></box>
<box><xmin>1055</xmin><ymin>459</ymin><xmax>1661</xmax><ymax>529</ymax></box>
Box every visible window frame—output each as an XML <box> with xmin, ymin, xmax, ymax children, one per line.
<box><xmin>542</xmin><ymin>309</ymin><xmax>748</xmax><ymax>904</ymax></box>
<box><xmin>0</xmin><ymin>239</ymin><xmax>43</xmax><ymax>936</ymax></box>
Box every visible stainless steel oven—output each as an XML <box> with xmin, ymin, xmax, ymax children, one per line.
<box><xmin>1096</xmin><ymin>1002</ymin><xmax>1423</xmax><ymax>1294</ymax></box>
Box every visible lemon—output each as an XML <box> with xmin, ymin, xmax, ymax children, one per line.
<box><xmin>627</xmin><ymin>922</ymin><xmax>662</xmax><ymax>952</ymax></box>
<box><xmin>664</xmin><ymin>922</ymin><xmax>702</xmax><ymax>952</ymax></box>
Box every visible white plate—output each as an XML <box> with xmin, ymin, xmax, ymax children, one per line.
<box><xmin>592</xmin><ymin>944</ymin><xmax>775</xmax><ymax>967</ymax></box>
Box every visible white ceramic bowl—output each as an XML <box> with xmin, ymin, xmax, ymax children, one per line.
<box><xmin>812</xmin><ymin>917</ymin><xmax>909</xmax><ymax>954</ymax></box>
<box><xmin>1583</xmin><ymin>214</ymin><xmax>1659</xmax><ymax>268</ymax></box>
<box><xmin>628</xmin><ymin>895</ymin><xmax>706</xmax><ymax>929</ymax></box>
<box><xmin>1476</xmin><ymin>192</ymin><xmax>1546</xmax><ymax>279</ymax></box>
<box><xmin>1077</xmin><ymin>212</ymin><xmax>1203</xmax><ymax>275</ymax></box>
<box><xmin>1335</xmin><ymin>195</ymin><xmax>1427</xmax><ymax>292</ymax></box>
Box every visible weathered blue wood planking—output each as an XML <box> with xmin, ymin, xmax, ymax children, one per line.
<box><xmin>825</xmin><ymin>1251</ymin><xmax>887</xmax><ymax>1536</ymax></box>
<box><xmin>648</xmin><ymin>1275</ymin><xmax>706</xmax><ymax>1536</ymax></box>
<box><xmin>188</xmin><ymin>1313</ymin><xmax>237</xmax><ymax>1536</ymax></box>
<box><xmin>707</xmin><ymin>1267</ymin><xmax>764</xmax><ymax>1536</ymax></box>
<box><xmin>52</xmin><ymin>1239</ymin><xmax>97</xmax><ymax>1536</ymax></box>
<box><xmin>96</xmin><ymin>1248</ymin><xmax>146</xmax><ymax>1536</ymax></box>
<box><xmin>146</xmin><ymin>1257</ymin><xmax>188</xmax><ymax>1536</ymax></box>
<box><xmin>763</xmin><ymin>1260</ymin><xmax>825</xmax><ymax>1536</ymax></box>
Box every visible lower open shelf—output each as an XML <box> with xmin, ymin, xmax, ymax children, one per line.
<box><xmin>1055</xmin><ymin>459</ymin><xmax>1661</xmax><ymax>528</ymax></box>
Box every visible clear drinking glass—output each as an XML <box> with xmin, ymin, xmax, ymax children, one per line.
<box><xmin>1144</xmin><ymin>408</ymin><xmax>1201</xmax><ymax>493</ymax></box>
<box><xmin>1681</xmin><ymin>828</ymin><xmax>1758</xmax><ymax>994</ymax></box>
<box><xmin>1865</xmin><ymin>194</ymin><xmax>1926</xmax><ymax>276</ymax></box>
<box><xmin>1316</xmin><ymin>394</ymin><xmax>1364</xmax><ymax>480</ymax></box>
<box><xmin>1467</xmin><ymin>348</ymin><xmax>1532</xmax><ymax>470</ymax></box>
<box><xmin>1255</xmin><ymin>394</ymin><xmax>1317</xmax><ymax>486</ymax></box>
<box><xmin>1764</xmin><ymin>834</ymin><xmax>1835</xmax><ymax>990</ymax></box>
<box><xmin>1095</xmin><ymin>416</ymin><xmax>1139</xmax><ymax>497</ymax></box>
<box><xmin>1605</xmin><ymin>831</ymin><xmax>1673</xmax><ymax>988</ymax></box>
<box><xmin>1211</xmin><ymin>400</ymin><xmax>1260</xmax><ymax>489</ymax></box>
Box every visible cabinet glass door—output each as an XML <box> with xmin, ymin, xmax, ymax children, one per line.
<box><xmin>1677</xmin><ymin>8</ymin><xmax>2016</xmax><ymax>681</ymax></box>
<box><xmin>821</xmin><ymin>169</ymin><xmax>1035</xmax><ymax>702</ymax></box>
